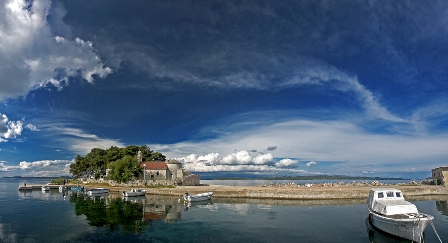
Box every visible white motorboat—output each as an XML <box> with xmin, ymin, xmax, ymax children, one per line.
<box><xmin>181</xmin><ymin>192</ymin><xmax>213</xmax><ymax>203</ymax></box>
<box><xmin>122</xmin><ymin>188</ymin><xmax>147</xmax><ymax>197</ymax></box>
<box><xmin>41</xmin><ymin>186</ymin><xmax>50</xmax><ymax>191</ymax></box>
<box><xmin>367</xmin><ymin>188</ymin><xmax>434</xmax><ymax>242</ymax></box>
<box><xmin>86</xmin><ymin>188</ymin><xmax>109</xmax><ymax>196</ymax></box>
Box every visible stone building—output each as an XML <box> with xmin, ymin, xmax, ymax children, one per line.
<box><xmin>140</xmin><ymin>159</ymin><xmax>200</xmax><ymax>186</ymax></box>
<box><xmin>432</xmin><ymin>166</ymin><xmax>448</xmax><ymax>186</ymax></box>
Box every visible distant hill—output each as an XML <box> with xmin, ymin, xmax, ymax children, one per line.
<box><xmin>3</xmin><ymin>176</ymin><xmax>72</xmax><ymax>179</ymax></box>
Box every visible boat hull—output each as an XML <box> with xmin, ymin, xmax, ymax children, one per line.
<box><xmin>181</xmin><ymin>192</ymin><xmax>213</xmax><ymax>203</ymax></box>
<box><xmin>86</xmin><ymin>188</ymin><xmax>109</xmax><ymax>196</ymax></box>
<box><xmin>122</xmin><ymin>191</ymin><xmax>146</xmax><ymax>197</ymax></box>
<box><xmin>369</xmin><ymin>211</ymin><xmax>433</xmax><ymax>242</ymax></box>
<box><xmin>189</xmin><ymin>195</ymin><xmax>212</xmax><ymax>202</ymax></box>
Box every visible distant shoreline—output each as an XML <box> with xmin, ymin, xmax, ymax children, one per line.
<box><xmin>208</xmin><ymin>175</ymin><xmax>411</xmax><ymax>181</ymax></box>
<box><xmin>5</xmin><ymin>175</ymin><xmax>412</xmax><ymax>180</ymax></box>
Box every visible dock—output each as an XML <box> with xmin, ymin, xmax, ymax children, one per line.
<box><xmin>18</xmin><ymin>184</ymin><xmax>66</xmax><ymax>190</ymax></box>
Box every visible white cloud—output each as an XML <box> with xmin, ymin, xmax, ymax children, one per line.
<box><xmin>0</xmin><ymin>113</ymin><xmax>23</xmax><ymax>141</ymax></box>
<box><xmin>275</xmin><ymin>158</ymin><xmax>298</xmax><ymax>167</ymax></box>
<box><xmin>306</xmin><ymin>161</ymin><xmax>317</xmax><ymax>167</ymax></box>
<box><xmin>46</xmin><ymin>126</ymin><xmax>126</xmax><ymax>155</ymax></box>
<box><xmin>253</xmin><ymin>153</ymin><xmax>274</xmax><ymax>165</ymax></box>
<box><xmin>221</xmin><ymin>150</ymin><xmax>253</xmax><ymax>165</ymax></box>
<box><xmin>175</xmin><ymin>150</ymin><xmax>280</xmax><ymax>173</ymax></box>
<box><xmin>0</xmin><ymin>159</ymin><xmax>73</xmax><ymax>176</ymax></box>
<box><xmin>183</xmin><ymin>162</ymin><xmax>306</xmax><ymax>173</ymax></box>
<box><xmin>0</xmin><ymin>113</ymin><xmax>39</xmax><ymax>141</ymax></box>
<box><xmin>281</xmin><ymin>63</ymin><xmax>406</xmax><ymax>123</ymax></box>
<box><xmin>197</xmin><ymin>153</ymin><xmax>221</xmax><ymax>165</ymax></box>
<box><xmin>154</xmin><ymin>115</ymin><xmax>448</xmax><ymax>174</ymax></box>
<box><xmin>0</xmin><ymin>0</ymin><xmax>112</xmax><ymax>101</ymax></box>
<box><xmin>183</xmin><ymin>154</ymin><xmax>199</xmax><ymax>163</ymax></box>
<box><xmin>25</xmin><ymin>123</ymin><xmax>38</xmax><ymax>131</ymax></box>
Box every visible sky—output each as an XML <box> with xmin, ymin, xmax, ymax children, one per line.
<box><xmin>1</xmin><ymin>0</ymin><xmax>447</xmax><ymax>179</ymax></box>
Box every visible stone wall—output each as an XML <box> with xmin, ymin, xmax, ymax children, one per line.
<box><xmin>432</xmin><ymin>167</ymin><xmax>448</xmax><ymax>186</ymax></box>
<box><xmin>443</xmin><ymin>171</ymin><xmax>448</xmax><ymax>186</ymax></box>
<box><xmin>106</xmin><ymin>179</ymin><xmax>176</xmax><ymax>187</ymax></box>
<box><xmin>182</xmin><ymin>174</ymin><xmax>200</xmax><ymax>186</ymax></box>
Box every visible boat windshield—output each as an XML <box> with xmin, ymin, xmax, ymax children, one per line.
<box><xmin>376</xmin><ymin>191</ymin><xmax>402</xmax><ymax>199</ymax></box>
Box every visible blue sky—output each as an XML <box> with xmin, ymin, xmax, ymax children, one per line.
<box><xmin>1</xmin><ymin>0</ymin><xmax>447</xmax><ymax>179</ymax></box>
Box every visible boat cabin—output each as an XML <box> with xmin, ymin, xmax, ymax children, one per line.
<box><xmin>367</xmin><ymin>188</ymin><xmax>418</xmax><ymax>216</ymax></box>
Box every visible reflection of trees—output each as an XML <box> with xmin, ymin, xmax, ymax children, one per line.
<box><xmin>436</xmin><ymin>200</ymin><xmax>448</xmax><ymax>217</ymax></box>
<box><xmin>70</xmin><ymin>194</ymin><xmax>147</xmax><ymax>232</ymax></box>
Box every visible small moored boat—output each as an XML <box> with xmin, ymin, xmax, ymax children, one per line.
<box><xmin>86</xmin><ymin>188</ymin><xmax>109</xmax><ymax>196</ymax></box>
<box><xmin>367</xmin><ymin>188</ymin><xmax>434</xmax><ymax>242</ymax></box>
<box><xmin>180</xmin><ymin>192</ymin><xmax>213</xmax><ymax>203</ymax></box>
<box><xmin>41</xmin><ymin>186</ymin><xmax>50</xmax><ymax>191</ymax></box>
<box><xmin>122</xmin><ymin>188</ymin><xmax>147</xmax><ymax>197</ymax></box>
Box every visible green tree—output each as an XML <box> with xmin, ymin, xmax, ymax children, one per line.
<box><xmin>147</xmin><ymin>152</ymin><xmax>166</xmax><ymax>161</ymax></box>
<box><xmin>69</xmin><ymin>144</ymin><xmax>165</xmax><ymax>181</ymax></box>
<box><xmin>120</xmin><ymin>145</ymin><xmax>140</xmax><ymax>158</ymax></box>
<box><xmin>70</xmin><ymin>155</ymin><xmax>88</xmax><ymax>179</ymax></box>
<box><xmin>107</xmin><ymin>156</ymin><xmax>141</xmax><ymax>183</ymax></box>
<box><xmin>105</xmin><ymin>146</ymin><xmax>121</xmax><ymax>163</ymax></box>
<box><xmin>85</xmin><ymin>148</ymin><xmax>107</xmax><ymax>179</ymax></box>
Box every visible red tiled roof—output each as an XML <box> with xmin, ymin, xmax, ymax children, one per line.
<box><xmin>140</xmin><ymin>161</ymin><xmax>167</xmax><ymax>170</ymax></box>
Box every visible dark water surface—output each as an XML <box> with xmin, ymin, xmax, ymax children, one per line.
<box><xmin>1</xmin><ymin>178</ymin><xmax>447</xmax><ymax>242</ymax></box>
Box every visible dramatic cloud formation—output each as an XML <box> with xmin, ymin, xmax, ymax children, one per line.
<box><xmin>1</xmin><ymin>1</ymin><xmax>448</xmax><ymax>179</ymax></box>
<box><xmin>0</xmin><ymin>0</ymin><xmax>111</xmax><ymax>101</ymax></box>
<box><xmin>177</xmin><ymin>150</ymin><xmax>286</xmax><ymax>173</ymax></box>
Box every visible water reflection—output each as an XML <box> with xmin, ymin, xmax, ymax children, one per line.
<box><xmin>436</xmin><ymin>200</ymin><xmax>448</xmax><ymax>217</ymax></box>
<box><xmin>70</xmin><ymin>193</ymin><xmax>147</xmax><ymax>232</ymax></box>
<box><xmin>69</xmin><ymin>193</ymin><xmax>206</xmax><ymax>232</ymax></box>
<box><xmin>18</xmin><ymin>188</ymin><xmax>69</xmax><ymax>201</ymax></box>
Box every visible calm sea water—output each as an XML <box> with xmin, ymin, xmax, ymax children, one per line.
<box><xmin>1</xmin><ymin>178</ymin><xmax>447</xmax><ymax>243</ymax></box>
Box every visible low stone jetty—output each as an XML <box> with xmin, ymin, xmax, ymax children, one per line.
<box><xmin>142</xmin><ymin>185</ymin><xmax>448</xmax><ymax>200</ymax></box>
<box><xmin>20</xmin><ymin>183</ymin><xmax>448</xmax><ymax>200</ymax></box>
<box><xmin>18</xmin><ymin>184</ymin><xmax>64</xmax><ymax>190</ymax></box>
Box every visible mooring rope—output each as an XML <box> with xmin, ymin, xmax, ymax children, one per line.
<box><xmin>430</xmin><ymin>219</ymin><xmax>443</xmax><ymax>243</ymax></box>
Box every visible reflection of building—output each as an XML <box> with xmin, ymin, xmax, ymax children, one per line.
<box><xmin>436</xmin><ymin>200</ymin><xmax>448</xmax><ymax>217</ymax></box>
<box><xmin>140</xmin><ymin>159</ymin><xmax>200</xmax><ymax>186</ymax></box>
<box><xmin>142</xmin><ymin>196</ymin><xmax>182</xmax><ymax>223</ymax></box>
<box><xmin>432</xmin><ymin>167</ymin><xmax>448</xmax><ymax>186</ymax></box>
